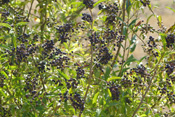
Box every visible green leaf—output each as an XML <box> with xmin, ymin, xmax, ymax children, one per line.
<box><xmin>0</xmin><ymin>89</ymin><xmax>6</xmax><ymax>97</ymax></box>
<box><xmin>165</xmin><ymin>23</ymin><xmax>175</xmax><ymax>34</ymax></box>
<box><xmin>0</xmin><ymin>23</ymin><xmax>12</xmax><ymax>30</ymax></box>
<box><xmin>93</xmin><ymin>92</ymin><xmax>99</xmax><ymax>104</ymax></box>
<box><xmin>141</xmin><ymin>114</ymin><xmax>147</xmax><ymax>117</ymax></box>
<box><xmin>93</xmin><ymin>0</ymin><xmax>106</xmax><ymax>8</ymax></box>
<box><xmin>0</xmin><ymin>44</ymin><xmax>10</xmax><ymax>50</ymax></box>
<box><xmin>107</xmin><ymin>76</ymin><xmax>121</xmax><ymax>82</ymax></box>
<box><xmin>129</xmin><ymin>19</ymin><xmax>137</xmax><ymax>27</ymax></box>
<box><xmin>58</xmin><ymin>69</ymin><xmax>69</xmax><ymax>80</ymax></box>
<box><xmin>130</xmin><ymin>35</ymin><xmax>136</xmax><ymax>44</ymax></box>
<box><xmin>166</xmin><ymin>6</ymin><xmax>175</xmax><ymax>13</ymax></box>
<box><xmin>157</xmin><ymin>15</ymin><xmax>162</xmax><ymax>28</ymax></box>
<box><xmin>126</xmin><ymin>0</ymin><xmax>132</xmax><ymax>15</ymax></box>
<box><xmin>124</xmin><ymin>55</ymin><xmax>137</xmax><ymax>66</ymax></box>
<box><xmin>16</xmin><ymin>22</ymin><xmax>28</xmax><ymax>27</ymax></box>
<box><xmin>1</xmin><ymin>71</ymin><xmax>8</xmax><ymax>78</ymax></box>
<box><xmin>146</xmin><ymin>14</ymin><xmax>154</xmax><ymax>24</ymax></box>
<box><xmin>104</xmin><ymin>67</ymin><xmax>110</xmax><ymax>80</ymax></box>
<box><xmin>159</xmin><ymin>33</ymin><xmax>167</xmax><ymax>50</ymax></box>
<box><xmin>130</xmin><ymin>43</ymin><xmax>136</xmax><ymax>53</ymax></box>
<box><xmin>139</xmin><ymin>56</ymin><xmax>147</xmax><ymax>62</ymax></box>
<box><xmin>107</xmin><ymin>89</ymin><xmax>112</xmax><ymax>97</ymax></box>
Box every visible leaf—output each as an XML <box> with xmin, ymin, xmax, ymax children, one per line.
<box><xmin>139</xmin><ymin>56</ymin><xmax>147</xmax><ymax>62</ymax></box>
<box><xmin>130</xmin><ymin>35</ymin><xmax>136</xmax><ymax>44</ymax></box>
<box><xmin>157</xmin><ymin>15</ymin><xmax>162</xmax><ymax>28</ymax></box>
<box><xmin>130</xmin><ymin>43</ymin><xmax>136</xmax><ymax>53</ymax></box>
<box><xmin>1</xmin><ymin>71</ymin><xmax>8</xmax><ymax>78</ymax></box>
<box><xmin>159</xmin><ymin>33</ymin><xmax>167</xmax><ymax>50</ymax></box>
<box><xmin>93</xmin><ymin>92</ymin><xmax>99</xmax><ymax>104</ymax></box>
<box><xmin>124</xmin><ymin>55</ymin><xmax>137</xmax><ymax>66</ymax></box>
<box><xmin>16</xmin><ymin>22</ymin><xmax>28</xmax><ymax>27</ymax></box>
<box><xmin>11</xmin><ymin>34</ymin><xmax>16</xmax><ymax>48</ymax></box>
<box><xmin>165</xmin><ymin>23</ymin><xmax>175</xmax><ymax>34</ymax></box>
<box><xmin>107</xmin><ymin>76</ymin><xmax>121</xmax><ymax>82</ymax></box>
<box><xmin>93</xmin><ymin>0</ymin><xmax>106</xmax><ymax>8</ymax></box>
<box><xmin>126</xmin><ymin>0</ymin><xmax>131</xmax><ymax>15</ymax></box>
<box><xmin>129</xmin><ymin>19</ymin><xmax>137</xmax><ymax>27</ymax></box>
<box><xmin>104</xmin><ymin>67</ymin><xmax>110</xmax><ymax>80</ymax></box>
<box><xmin>96</xmin><ymin>108</ymin><xmax>101</xmax><ymax>117</ymax></box>
<box><xmin>0</xmin><ymin>89</ymin><xmax>6</xmax><ymax>97</ymax></box>
<box><xmin>58</xmin><ymin>69</ymin><xmax>69</xmax><ymax>80</ymax></box>
<box><xmin>146</xmin><ymin>14</ymin><xmax>154</xmax><ymax>24</ymax></box>
<box><xmin>0</xmin><ymin>44</ymin><xmax>10</xmax><ymax>50</ymax></box>
<box><xmin>141</xmin><ymin>114</ymin><xmax>147</xmax><ymax>117</ymax></box>
<box><xmin>166</xmin><ymin>7</ymin><xmax>175</xmax><ymax>13</ymax></box>
<box><xmin>0</xmin><ymin>23</ymin><xmax>12</xmax><ymax>30</ymax></box>
<box><xmin>107</xmin><ymin>89</ymin><xmax>112</xmax><ymax>97</ymax></box>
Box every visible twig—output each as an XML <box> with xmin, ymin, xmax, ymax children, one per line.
<box><xmin>132</xmin><ymin>52</ymin><xmax>165</xmax><ymax>117</ymax></box>
<box><xmin>111</xmin><ymin>0</ymin><xmax>126</xmax><ymax>69</ymax></box>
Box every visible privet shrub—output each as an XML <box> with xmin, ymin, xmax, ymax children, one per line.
<box><xmin>0</xmin><ymin>0</ymin><xmax>175</xmax><ymax>117</ymax></box>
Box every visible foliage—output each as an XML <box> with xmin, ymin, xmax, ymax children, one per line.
<box><xmin>0</xmin><ymin>0</ymin><xmax>175</xmax><ymax>117</ymax></box>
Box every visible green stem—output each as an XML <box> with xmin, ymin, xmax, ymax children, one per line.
<box><xmin>132</xmin><ymin>52</ymin><xmax>165</xmax><ymax>117</ymax></box>
<box><xmin>111</xmin><ymin>0</ymin><xmax>126</xmax><ymax>70</ymax></box>
<box><xmin>79</xmin><ymin>9</ymin><xmax>94</xmax><ymax>117</ymax></box>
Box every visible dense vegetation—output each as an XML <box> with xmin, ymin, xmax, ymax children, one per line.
<box><xmin>0</xmin><ymin>0</ymin><xmax>175</xmax><ymax>116</ymax></box>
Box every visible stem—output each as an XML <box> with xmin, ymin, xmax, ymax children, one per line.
<box><xmin>23</xmin><ymin>0</ymin><xmax>34</xmax><ymax>33</ymax></box>
<box><xmin>132</xmin><ymin>52</ymin><xmax>164</xmax><ymax>117</ymax></box>
<box><xmin>111</xmin><ymin>0</ymin><xmax>126</xmax><ymax>69</ymax></box>
<box><xmin>79</xmin><ymin>9</ymin><xmax>94</xmax><ymax>117</ymax></box>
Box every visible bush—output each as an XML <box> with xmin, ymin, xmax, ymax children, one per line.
<box><xmin>0</xmin><ymin>0</ymin><xmax>175</xmax><ymax>116</ymax></box>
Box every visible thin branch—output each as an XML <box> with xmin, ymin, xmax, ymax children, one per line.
<box><xmin>132</xmin><ymin>52</ymin><xmax>165</xmax><ymax>117</ymax></box>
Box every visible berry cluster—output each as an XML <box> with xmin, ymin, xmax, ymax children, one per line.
<box><xmin>104</xmin><ymin>29</ymin><xmax>118</xmax><ymax>42</ymax></box>
<box><xmin>158</xmin><ymin>84</ymin><xmax>175</xmax><ymax>104</ymax></box>
<box><xmin>133</xmin><ymin>64</ymin><xmax>147</xmax><ymax>77</ymax></box>
<box><xmin>0</xmin><ymin>107</ymin><xmax>11</xmax><ymax>117</ymax></box>
<box><xmin>76</xmin><ymin>67</ymin><xmax>85</xmax><ymax>79</ymax></box>
<box><xmin>83</xmin><ymin>0</ymin><xmax>94</xmax><ymax>9</ymax></box>
<box><xmin>48</xmin><ymin>48</ymin><xmax>64</xmax><ymax>59</ymax></box>
<box><xmin>140</xmin><ymin>24</ymin><xmax>155</xmax><ymax>34</ymax></box>
<box><xmin>98</xmin><ymin>3</ymin><xmax>118</xmax><ymax>14</ymax></box>
<box><xmin>116</xmin><ymin>35</ymin><xmax>125</xmax><ymax>47</ymax></box>
<box><xmin>38</xmin><ymin>61</ymin><xmax>46</xmax><ymax>72</ymax></box>
<box><xmin>147</xmin><ymin>36</ymin><xmax>157</xmax><ymax>48</ymax></box>
<box><xmin>96</xmin><ymin>46</ymin><xmax>113</xmax><ymax>64</ymax></box>
<box><xmin>108</xmin><ymin>84</ymin><xmax>120</xmax><ymax>100</ymax></box>
<box><xmin>140</xmin><ymin>0</ymin><xmax>150</xmax><ymax>7</ymax></box>
<box><xmin>98</xmin><ymin>3</ymin><xmax>119</xmax><ymax>24</ymax></box>
<box><xmin>50</xmin><ymin>56</ymin><xmax>70</xmax><ymax>70</ymax></box>
<box><xmin>66</xmin><ymin>78</ymin><xmax>78</xmax><ymax>89</ymax></box>
<box><xmin>167</xmin><ymin>92</ymin><xmax>175</xmax><ymax>104</ymax></box>
<box><xmin>88</xmin><ymin>32</ymin><xmax>101</xmax><ymax>46</ymax></box>
<box><xmin>165</xmin><ymin>64</ymin><xmax>174</xmax><ymax>76</ymax></box>
<box><xmin>13</xmin><ymin>44</ymin><xmax>29</xmax><ymax>63</ymax></box>
<box><xmin>56</xmin><ymin>23</ymin><xmax>73</xmax><ymax>43</ymax></box>
<box><xmin>24</xmin><ymin>75</ymin><xmax>39</xmax><ymax>98</ymax></box>
<box><xmin>121</xmin><ymin>77</ymin><xmax>132</xmax><ymax>88</ymax></box>
<box><xmin>7</xmin><ymin>44</ymin><xmax>38</xmax><ymax>64</ymax></box>
<box><xmin>70</xmin><ymin>92</ymin><xmax>85</xmax><ymax>113</ymax></box>
<box><xmin>17</xmin><ymin>33</ymin><xmax>30</xmax><ymax>43</ymax></box>
<box><xmin>1</xmin><ymin>9</ymin><xmax>10</xmax><ymax>17</ymax></box>
<box><xmin>144</xmin><ymin>36</ymin><xmax>159</xmax><ymax>57</ymax></box>
<box><xmin>2</xmin><ymin>0</ymin><xmax>10</xmax><ymax>5</ymax></box>
<box><xmin>170</xmin><ymin>76</ymin><xmax>175</xmax><ymax>82</ymax></box>
<box><xmin>42</xmin><ymin>40</ymin><xmax>55</xmax><ymax>57</ymax></box>
<box><xmin>82</xmin><ymin>13</ymin><xmax>92</xmax><ymax>23</ymax></box>
<box><xmin>166</xmin><ymin>34</ymin><xmax>175</xmax><ymax>48</ymax></box>
<box><xmin>59</xmin><ymin>91</ymin><xmax>69</xmax><ymax>102</ymax></box>
<box><xmin>58</xmin><ymin>91</ymin><xmax>84</xmax><ymax>113</ymax></box>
